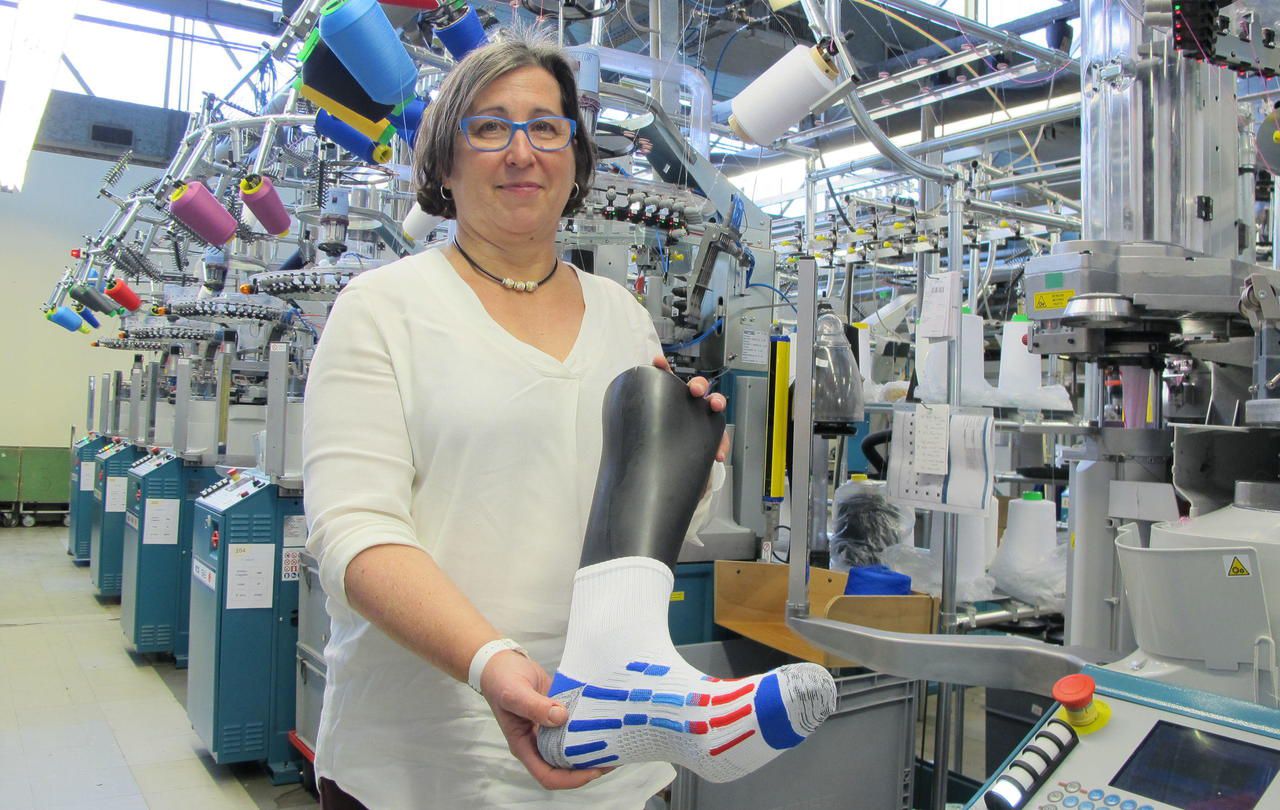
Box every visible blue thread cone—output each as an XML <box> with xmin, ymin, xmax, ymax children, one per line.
<box><xmin>436</xmin><ymin>6</ymin><xmax>488</xmax><ymax>61</ymax></box>
<box><xmin>390</xmin><ymin>98</ymin><xmax>427</xmax><ymax>147</ymax></box>
<box><xmin>47</xmin><ymin>306</ymin><xmax>85</xmax><ymax>333</ymax></box>
<box><xmin>319</xmin><ymin>0</ymin><xmax>418</xmax><ymax>106</ymax></box>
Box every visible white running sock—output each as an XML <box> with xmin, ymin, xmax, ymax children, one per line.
<box><xmin>537</xmin><ymin>557</ymin><xmax>837</xmax><ymax>783</ymax></box>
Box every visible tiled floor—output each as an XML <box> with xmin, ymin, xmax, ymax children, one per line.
<box><xmin>0</xmin><ymin>526</ymin><xmax>318</xmax><ymax>810</ymax></box>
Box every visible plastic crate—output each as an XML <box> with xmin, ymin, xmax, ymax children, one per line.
<box><xmin>671</xmin><ymin>638</ymin><xmax>916</xmax><ymax>810</ymax></box>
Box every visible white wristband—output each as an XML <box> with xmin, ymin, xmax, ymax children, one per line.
<box><xmin>467</xmin><ymin>638</ymin><xmax>528</xmax><ymax>695</ymax></box>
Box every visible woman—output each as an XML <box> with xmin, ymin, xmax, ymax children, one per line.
<box><xmin>302</xmin><ymin>28</ymin><xmax>727</xmax><ymax>808</ymax></box>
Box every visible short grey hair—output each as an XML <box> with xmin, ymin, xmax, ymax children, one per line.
<box><xmin>413</xmin><ymin>28</ymin><xmax>595</xmax><ymax>219</ymax></box>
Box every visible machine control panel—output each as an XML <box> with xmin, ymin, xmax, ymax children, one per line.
<box><xmin>199</xmin><ymin>472</ymin><xmax>268</xmax><ymax>513</ymax></box>
<box><xmin>976</xmin><ymin>669</ymin><xmax>1280</xmax><ymax>810</ymax></box>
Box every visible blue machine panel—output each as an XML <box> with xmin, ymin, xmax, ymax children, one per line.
<box><xmin>188</xmin><ymin>471</ymin><xmax>303</xmax><ymax>784</ymax></box>
<box><xmin>969</xmin><ymin>666</ymin><xmax>1280</xmax><ymax>810</ymax></box>
<box><xmin>90</xmin><ymin>441</ymin><xmax>143</xmax><ymax>596</ymax></box>
<box><xmin>122</xmin><ymin>451</ymin><xmax>218</xmax><ymax>666</ymax></box>
<box><xmin>69</xmin><ymin>434</ymin><xmax>109</xmax><ymax>564</ymax></box>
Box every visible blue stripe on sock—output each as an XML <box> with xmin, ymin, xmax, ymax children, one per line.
<box><xmin>568</xmin><ymin>719</ymin><xmax>622</xmax><ymax>732</ymax></box>
<box><xmin>626</xmin><ymin>661</ymin><xmax>649</xmax><ymax>672</ymax></box>
<box><xmin>756</xmin><ymin>673</ymin><xmax>806</xmax><ymax>750</ymax></box>
<box><xmin>548</xmin><ymin>671</ymin><xmax>585</xmax><ymax>697</ymax></box>
<box><xmin>643</xmin><ymin>664</ymin><xmax>670</xmax><ymax>676</ymax></box>
<box><xmin>649</xmin><ymin>717</ymin><xmax>684</xmax><ymax>732</ymax></box>
<box><xmin>565</xmin><ymin>741</ymin><xmax>608</xmax><ymax>757</ymax></box>
<box><xmin>651</xmin><ymin>693</ymin><xmax>685</xmax><ymax>706</ymax></box>
<box><xmin>583</xmin><ymin>685</ymin><xmax>629</xmax><ymax>701</ymax></box>
<box><xmin>623</xmin><ymin>713</ymin><xmax>647</xmax><ymax>725</ymax></box>
<box><xmin>574</xmin><ymin>755</ymin><xmax>620</xmax><ymax>769</ymax></box>
<box><xmin>628</xmin><ymin>689</ymin><xmax>653</xmax><ymax>702</ymax></box>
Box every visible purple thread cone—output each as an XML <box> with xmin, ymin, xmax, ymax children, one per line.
<box><xmin>239</xmin><ymin>175</ymin><xmax>291</xmax><ymax>236</ymax></box>
<box><xmin>170</xmin><ymin>181</ymin><xmax>237</xmax><ymax>245</ymax></box>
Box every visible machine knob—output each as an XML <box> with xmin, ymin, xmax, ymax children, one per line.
<box><xmin>1053</xmin><ymin>674</ymin><xmax>1098</xmax><ymax>727</ymax></box>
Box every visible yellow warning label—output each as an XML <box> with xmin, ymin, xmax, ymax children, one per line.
<box><xmin>1033</xmin><ymin>289</ymin><xmax>1076</xmax><ymax>312</ymax></box>
<box><xmin>1227</xmin><ymin>556</ymin><xmax>1252</xmax><ymax>577</ymax></box>
<box><xmin>670</xmin><ymin>591</ymin><xmax>685</xmax><ymax>602</ymax></box>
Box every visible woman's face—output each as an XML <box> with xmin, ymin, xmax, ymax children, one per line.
<box><xmin>445</xmin><ymin>65</ymin><xmax>577</xmax><ymax>243</ymax></box>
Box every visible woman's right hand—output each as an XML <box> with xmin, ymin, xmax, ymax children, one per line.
<box><xmin>481</xmin><ymin>651</ymin><xmax>610</xmax><ymax>790</ymax></box>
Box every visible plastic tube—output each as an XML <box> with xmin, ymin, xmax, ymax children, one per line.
<box><xmin>74</xmin><ymin>305</ymin><xmax>101</xmax><ymax>329</ymax></box>
<box><xmin>389</xmin><ymin>98</ymin><xmax>428</xmax><ymax>147</ymax></box>
<box><xmin>47</xmin><ymin>306</ymin><xmax>90</xmax><ymax>333</ymax></box>
<box><xmin>435</xmin><ymin>6</ymin><xmax>488</xmax><ymax>61</ymax></box>
<box><xmin>169</xmin><ymin>180</ymin><xmax>238</xmax><ymax>245</ymax></box>
<box><xmin>297</xmin><ymin>83</ymin><xmax>396</xmax><ymax>143</ymax></box>
<box><xmin>316</xmin><ymin>110</ymin><xmax>393</xmax><ymax>164</ymax></box>
<box><xmin>565</xmin><ymin>45</ymin><xmax>711</xmax><ymax>157</ymax></box>
<box><xmin>380</xmin><ymin>0</ymin><xmax>441</xmax><ymax>7</ymax></box>
<box><xmin>239</xmin><ymin>175</ymin><xmax>291</xmax><ymax>237</ymax></box>
<box><xmin>105</xmin><ymin>278</ymin><xmax>143</xmax><ymax>312</ymax></box>
<box><xmin>319</xmin><ymin>0</ymin><xmax>419</xmax><ymax>106</ymax></box>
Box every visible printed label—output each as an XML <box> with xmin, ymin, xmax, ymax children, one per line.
<box><xmin>1033</xmin><ymin>289</ymin><xmax>1075</xmax><ymax>312</ymax></box>
<box><xmin>1225</xmin><ymin>554</ymin><xmax>1252</xmax><ymax>578</ymax></box>
<box><xmin>125</xmin><ymin>511</ymin><xmax>139</xmax><ymax>530</ymax></box>
<box><xmin>193</xmin><ymin>559</ymin><xmax>216</xmax><ymax>591</ymax></box>
<box><xmin>79</xmin><ymin>462</ymin><xmax>94</xmax><ymax>492</ymax></box>
<box><xmin>282</xmin><ymin>549</ymin><xmax>301</xmax><ymax>582</ymax></box>
<box><xmin>670</xmin><ymin>591</ymin><xmax>685</xmax><ymax>602</ymax></box>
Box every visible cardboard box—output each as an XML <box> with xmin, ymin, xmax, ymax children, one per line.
<box><xmin>713</xmin><ymin>560</ymin><xmax>937</xmax><ymax>668</ymax></box>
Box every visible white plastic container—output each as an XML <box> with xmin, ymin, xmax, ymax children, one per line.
<box><xmin>997</xmin><ymin>314</ymin><xmax>1041</xmax><ymax>394</ymax></box>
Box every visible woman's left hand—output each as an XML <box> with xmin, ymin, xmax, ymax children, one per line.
<box><xmin>652</xmin><ymin>355</ymin><xmax>730</xmax><ymax>462</ymax></box>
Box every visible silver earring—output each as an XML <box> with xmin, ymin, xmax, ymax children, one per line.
<box><xmin>440</xmin><ymin>184</ymin><xmax>453</xmax><ymax>200</ymax></box>
<box><xmin>571</xmin><ymin>182</ymin><xmax>580</xmax><ymax>198</ymax></box>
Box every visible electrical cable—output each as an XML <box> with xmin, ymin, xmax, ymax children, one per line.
<box><xmin>663</xmin><ymin>316</ymin><xmax>725</xmax><ymax>352</ymax></box>
<box><xmin>845</xmin><ymin>0</ymin><xmax>1046</xmax><ymax>166</ymax></box>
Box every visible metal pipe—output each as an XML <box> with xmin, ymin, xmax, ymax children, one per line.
<box><xmin>800</xmin><ymin>0</ymin><xmax>957</xmax><ymax>184</ymax></box>
<box><xmin>978</xmin><ymin>164</ymin><xmax>1080</xmax><ymax>190</ymax></box>
<box><xmin>811</xmin><ymin>104</ymin><xmax>1079</xmax><ymax>181</ymax></box>
<box><xmin>787</xmin><ymin>59</ymin><xmax>1041</xmax><ymax>146</ymax></box>
<box><xmin>787</xmin><ymin>258</ymin><xmax>821</xmax><ymax>619</ymax></box>
<box><xmin>966</xmin><ymin>197</ymin><xmax>1080</xmax><ymax>229</ymax></box>
<box><xmin>872</xmin><ymin>0</ymin><xmax>1076</xmax><ymax>71</ymax></box>
<box><xmin>931</xmin><ymin>180</ymin><xmax>967</xmax><ymax>810</ymax></box>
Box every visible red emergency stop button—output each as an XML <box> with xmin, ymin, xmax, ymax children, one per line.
<box><xmin>1053</xmin><ymin>673</ymin><xmax>1098</xmax><ymax>726</ymax></box>
<box><xmin>70</xmin><ymin>248</ymin><xmax>82</xmax><ymax>259</ymax></box>
<box><xmin>211</xmin><ymin>529</ymin><xmax>220</xmax><ymax>550</ymax></box>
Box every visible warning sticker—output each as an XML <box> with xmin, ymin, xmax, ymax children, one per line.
<box><xmin>1033</xmin><ymin>289</ymin><xmax>1076</xmax><ymax>312</ymax></box>
<box><xmin>1224</xmin><ymin>555</ymin><xmax>1252</xmax><ymax>577</ymax></box>
<box><xmin>670</xmin><ymin>591</ymin><xmax>685</xmax><ymax>602</ymax></box>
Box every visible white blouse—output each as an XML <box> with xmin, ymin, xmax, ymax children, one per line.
<box><xmin>302</xmin><ymin>248</ymin><xmax>718</xmax><ymax>808</ymax></box>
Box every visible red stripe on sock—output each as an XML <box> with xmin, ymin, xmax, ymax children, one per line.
<box><xmin>711</xmin><ymin>683</ymin><xmax>755</xmax><ymax>706</ymax></box>
<box><xmin>710</xmin><ymin>729</ymin><xmax>756</xmax><ymax>756</ymax></box>
<box><xmin>687</xmin><ymin>721</ymin><xmax>709</xmax><ymax>735</ymax></box>
<box><xmin>710</xmin><ymin>703</ymin><xmax>753</xmax><ymax>728</ymax></box>
<box><xmin>691</xmin><ymin>693</ymin><xmax>710</xmax><ymax>707</ymax></box>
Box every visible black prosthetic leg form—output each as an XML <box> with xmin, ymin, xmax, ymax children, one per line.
<box><xmin>579</xmin><ymin>365</ymin><xmax>726</xmax><ymax>573</ymax></box>
<box><xmin>537</xmin><ymin>365</ymin><xmax>837</xmax><ymax>782</ymax></box>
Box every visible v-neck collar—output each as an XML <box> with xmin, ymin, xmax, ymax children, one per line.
<box><xmin>431</xmin><ymin>248</ymin><xmax>595</xmax><ymax>377</ymax></box>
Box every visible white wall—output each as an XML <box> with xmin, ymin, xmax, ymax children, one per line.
<box><xmin>0</xmin><ymin>150</ymin><xmax>156</xmax><ymax>447</ymax></box>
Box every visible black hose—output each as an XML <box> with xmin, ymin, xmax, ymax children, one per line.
<box><xmin>861</xmin><ymin>429</ymin><xmax>893</xmax><ymax>479</ymax></box>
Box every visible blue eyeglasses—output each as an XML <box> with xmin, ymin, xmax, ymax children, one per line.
<box><xmin>459</xmin><ymin>115</ymin><xmax>578</xmax><ymax>152</ymax></box>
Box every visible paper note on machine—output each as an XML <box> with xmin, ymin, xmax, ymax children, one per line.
<box><xmin>887</xmin><ymin>404</ymin><xmax>994</xmax><ymax>515</ymax></box>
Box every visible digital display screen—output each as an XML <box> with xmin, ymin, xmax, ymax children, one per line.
<box><xmin>1110</xmin><ymin>721</ymin><xmax>1280</xmax><ymax>809</ymax></box>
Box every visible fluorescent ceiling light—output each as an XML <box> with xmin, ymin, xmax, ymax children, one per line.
<box><xmin>0</xmin><ymin>0</ymin><xmax>80</xmax><ymax>193</ymax></box>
